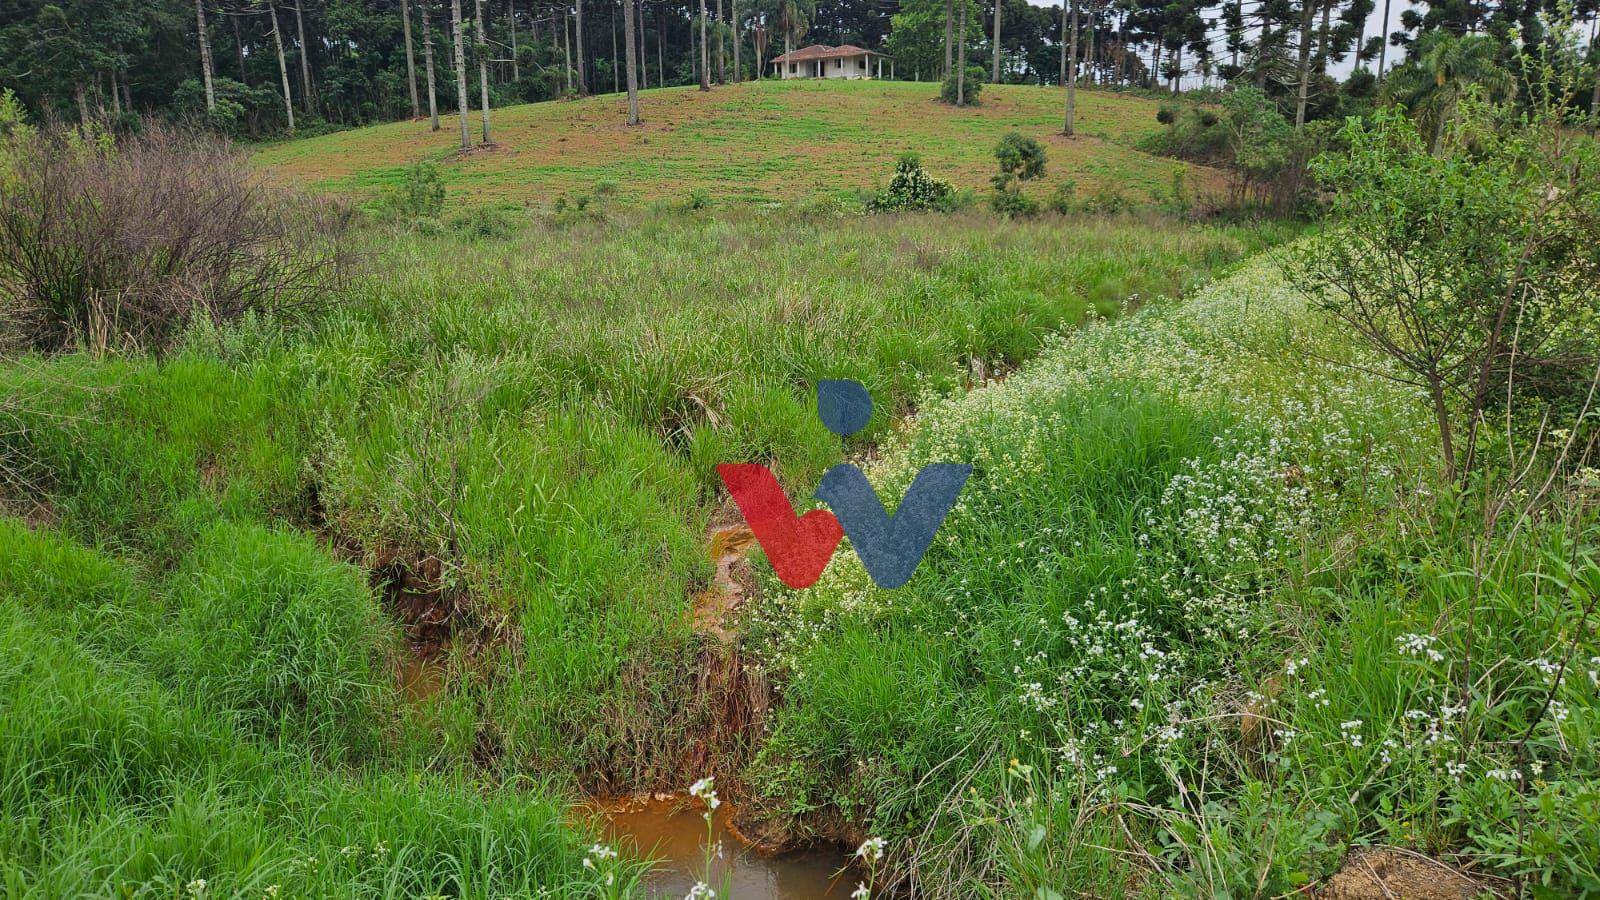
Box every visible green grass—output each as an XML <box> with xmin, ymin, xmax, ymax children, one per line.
<box><xmin>254</xmin><ymin>80</ymin><xmax>1226</xmax><ymax>206</ymax></box>
<box><xmin>0</xmin><ymin>207</ymin><xmax>1278</xmax><ymax>895</ymax></box>
<box><xmin>0</xmin><ymin>520</ymin><xmax>642</xmax><ymax>898</ymax></box>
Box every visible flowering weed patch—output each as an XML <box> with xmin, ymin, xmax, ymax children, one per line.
<box><xmin>739</xmin><ymin>253</ymin><xmax>1597</xmax><ymax>895</ymax></box>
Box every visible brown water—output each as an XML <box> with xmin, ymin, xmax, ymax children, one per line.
<box><xmin>595</xmin><ymin>797</ymin><xmax>857</xmax><ymax>899</ymax></box>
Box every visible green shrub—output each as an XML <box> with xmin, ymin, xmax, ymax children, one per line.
<box><xmin>1047</xmin><ymin>180</ymin><xmax>1078</xmax><ymax>214</ymax></box>
<box><xmin>991</xmin><ymin>132</ymin><xmax>1047</xmax><ymax>217</ymax></box>
<box><xmin>989</xmin><ymin>183</ymin><xmax>1040</xmax><ymax>216</ymax></box>
<box><xmin>868</xmin><ymin>152</ymin><xmax>956</xmax><ymax>212</ymax></box>
<box><xmin>382</xmin><ymin>160</ymin><xmax>446</xmax><ymax>222</ymax></box>
<box><xmin>448</xmin><ymin>204</ymin><xmax>520</xmax><ymax>239</ymax></box>
<box><xmin>159</xmin><ymin>522</ymin><xmax>390</xmax><ymax>760</ymax></box>
<box><xmin>940</xmin><ymin>66</ymin><xmax>986</xmax><ymax>105</ymax></box>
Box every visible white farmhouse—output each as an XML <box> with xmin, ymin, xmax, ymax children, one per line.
<box><xmin>770</xmin><ymin>44</ymin><xmax>895</xmax><ymax>80</ymax></box>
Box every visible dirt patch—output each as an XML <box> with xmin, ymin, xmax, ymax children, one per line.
<box><xmin>1320</xmin><ymin>848</ymin><xmax>1494</xmax><ymax>900</ymax></box>
<box><xmin>691</xmin><ymin>522</ymin><xmax>759</xmax><ymax>643</ymax></box>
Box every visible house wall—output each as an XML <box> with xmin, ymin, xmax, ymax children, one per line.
<box><xmin>775</xmin><ymin>55</ymin><xmax>876</xmax><ymax>79</ymax></box>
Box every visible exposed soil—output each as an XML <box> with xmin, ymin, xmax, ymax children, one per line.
<box><xmin>1320</xmin><ymin>848</ymin><xmax>1494</xmax><ymax>900</ymax></box>
<box><xmin>691</xmin><ymin>522</ymin><xmax>759</xmax><ymax>643</ymax></box>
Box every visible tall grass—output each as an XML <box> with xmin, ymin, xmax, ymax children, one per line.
<box><xmin>0</xmin><ymin>521</ymin><xmax>642</xmax><ymax>897</ymax></box>
<box><xmin>0</xmin><ymin>207</ymin><xmax>1277</xmax><ymax>894</ymax></box>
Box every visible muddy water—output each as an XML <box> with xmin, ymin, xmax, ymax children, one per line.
<box><xmin>595</xmin><ymin>797</ymin><xmax>857</xmax><ymax>899</ymax></box>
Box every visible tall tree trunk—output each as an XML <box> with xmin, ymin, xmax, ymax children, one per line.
<box><xmin>402</xmin><ymin>0</ymin><xmax>420</xmax><ymax>117</ymax></box>
<box><xmin>562</xmin><ymin>8</ymin><xmax>572</xmax><ymax>93</ymax></box>
<box><xmin>293</xmin><ymin>0</ymin><xmax>314</xmax><ymax>107</ymax></box>
<box><xmin>1085</xmin><ymin>3</ymin><xmax>1095</xmax><ymax>82</ymax></box>
<box><xmin>957</xmin><ymin>0</ymin><xmax>967</xmax><ymax>103</ymax></box>
<box><xmin>944</xmin><ymin>0</ymin><xmax>954</xmax><ymax>76</ymax></box>
<box><xmin>1059</xmin><ymin>1</ymin><xmax>1066</xmax><ymax>84</ymax></box>
<box><xmin>630</xmin><ymin>0</ymin><xmax>643</xmax><ymax>87</ymax></box>
<box><xmin>268</xmin><ymin>2</ymin><xmax>296</xmax><ymax>133</ymax></box>
<box><xmin>699</xmin><ymin>0</ymin><xmax>711</xmax><ymax>90</ymax></box>
<box><xmin>611</xmin><ymin>1</ymin><xmax>619</xmax><ymax>92</ymax></box>
<box><xmin>475</xmin><ymin>0</ymin><xmax>491</xmax><ymax>142</ymax></box>
<box><xmin>732</xmin><ymin>0</ymin><xmax>740</xmax><ymax>81</ymax></box>
<box><xmin>1064</xmin><ymin>0</ymin><xmax>1078</xmax><ymax>134</ymax></box>
<box><xmin>1315</xmin><ymin>0</ymin><xmax>1331</xmax><ymax>72</ymax></box>
<box><xmin>1377</xmin><ymin>0</ymin><xmax>1392</xmax><ymax>75</ymax></box>
<box><xmin>110</xmin><ymin>66</ymin><xmax>122</xmax><ymax>116</ymax></box>
<box><xmin>422</xmin><ymin>2</ymin><xmax>441</xmax><ymax>130</ymax></box>
<box><xmin>624</xmin><ymin>0</ymin><xmax>640</xmax><ymax>122</ymax></box>
<box><xmin>1293</xmin><ymin>0</ymin><xmax>1314</xmax><ymax>128</ymax></box>
<box><xmin>1590</xmin><ymin>16</ymin><xmax>1600</xmax><ymax>133</ymax></box>
<box><xmin>1172</xmin><ymin>40</ymin><xmax>1181</xmax><ymax>92</ymax></box>
<box><xmin>1255</xmin><ymin>23</ymin><xmax>1271</xmax><ymax>86</ymax></box>
<box><xmin>233</xmin><ymin>14</ymin><xmax>248</xmax><ymax>84</ymax></box>
<box><xmin>575</xmin><ymin>0</ymin><xmax>587</xmax><ymax>93</ymax></box>
<box><xmin>511</xmin><ymin>0</ymin><xmax>521</xmax><ymax>81</ymax></box>
<box><xmin>196</xmin><ymin>0</ymin><xmax>216</xmax><ymax>111</ymax></box>
<box><xmin>716</xmin><ymin>0</ymin><xmax>726</xmax><ymax>83</ymax></box>
<box><xmin>657</xmin><ymin>5</ymin><xmax>664</xmax><ymax>85</ymax></box>
<box><xmin>991</xmin><ymin>0</ymin><xmax>1001</xmax><ymax>83</ymax></box>
<box><xmin>451</xmin><ymin>0</ymin><xmax>471</xmax><ymax>150</ymax></box>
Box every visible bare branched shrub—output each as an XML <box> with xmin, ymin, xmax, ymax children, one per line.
<box><xmin>0</xmin><ymin>123</ymin><xmax>349</xmax><ymax>353</ymax></box>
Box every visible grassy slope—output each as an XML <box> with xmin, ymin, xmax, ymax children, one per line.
<box><xmin>0</xmin><ymin>210</ymin><xmax>1278</xmax><ymax>895</ymax></box>
<box><xmin>254</xmin><ymin>80</ymin><xmax>1223</xmax><ymax>205</ymax></box>
<box><xmin>747</xmin><ymin>253</ymin><xmax>1600</xmax><ymax>895</ymax></box>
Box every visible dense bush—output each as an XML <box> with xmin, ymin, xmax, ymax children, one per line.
<box><xmin>0</xmin><ymin>124</ymin><xmax>348</xmax><ymax>353</ymax></box>
<box><xmin>940</xmin><ymin>66</ymin><xmax>987</xmax><ymax>105</ymax></box>
<box><xmin>868</xmin><ymin>152</ymin><xmax>956</xmax><ymax>212</ymax></box>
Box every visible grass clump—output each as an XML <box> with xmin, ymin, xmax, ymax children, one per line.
<box><xmin>158</xmin><ymin>522</ymin><xmax>391</xmax><ymax>761</ymax></box>
<box><xmin>0</xmin><ymin>522</ymin><xmax>633</xmax><ymax>897</ymax></box>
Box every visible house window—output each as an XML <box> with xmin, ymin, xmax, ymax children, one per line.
<box><xmin>789</xmin><ymin>62</ymin><xmax>796</xmax><ymax>74</ymax></box>
<box><xmin>835</xmin><ymin>59</ymin><xmax>843</xmax><ymax>69</ymax></box>
<box><xmin>859</xmin><ymin>58</ymin><xmax>867</xmax><ymax>70</ymax></box>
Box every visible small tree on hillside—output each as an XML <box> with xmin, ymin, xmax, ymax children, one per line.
<box><xmin>1285</xmin><ymin>100</ymin><xmax>1600</xmax><ymax>481</ymax></box>
<box><xmin>991</xmin><ymin>131</ymin><xmax>1046</xmax><ymax>215</ymax></box>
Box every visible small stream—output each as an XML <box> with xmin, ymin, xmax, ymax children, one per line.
<box><xmin>595</xmin><ymin>797</ymin><xmax>857</xmax><ymax>899</ymax></box>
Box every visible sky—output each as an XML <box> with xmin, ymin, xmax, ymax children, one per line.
<box><xmin>1017</xmin><ymin>0</ymin><xmax>1424</xmax><ymax>80</ymax></box>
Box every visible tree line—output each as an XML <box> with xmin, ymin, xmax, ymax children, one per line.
<box><xmin>0</xmin><ymin>0</ymin><xmax>1595</xmax><ymax>140</ymax></box>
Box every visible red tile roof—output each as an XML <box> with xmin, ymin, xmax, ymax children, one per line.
<box><xmin>770</xmin><ymin>44</ymin><xmax>887</xmax><ymax>63</ymax></box>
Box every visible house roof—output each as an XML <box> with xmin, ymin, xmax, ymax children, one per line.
<box><xmin>770</xmin><ymin>44</ymin><xmax>889</xmax><ymax>63</ymax></box>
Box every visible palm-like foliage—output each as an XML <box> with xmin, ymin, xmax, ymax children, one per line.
<box><xmin>1383</xmin><ymin>31</ymin><xmax>1515</xmax><ymax>149</ymax></box>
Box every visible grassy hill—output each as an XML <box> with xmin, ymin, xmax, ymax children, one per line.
<box><xmin>255</xmin><ymin>80</ymin><xmax>1223</xmax><ymax>206</ymax></box>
